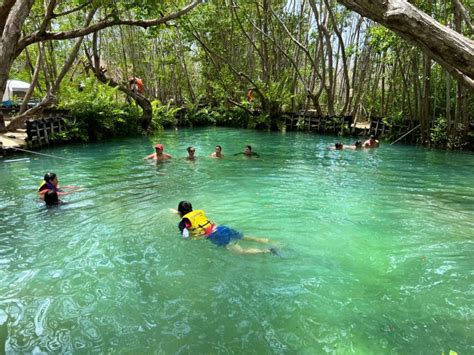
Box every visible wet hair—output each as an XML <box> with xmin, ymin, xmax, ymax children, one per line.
<box><xmin>370</xmin><ymin>134</ymin><xmax>376</xmax><ymax>140</ymax></box>
<box><xmin>44</xmin><ymin>190</ymin><xmax>59</xmax><ymax>206</ymax></box>
<box><xmin>335</xmin><ymin>142</ymin><xmax>343</xmax><ymax>149</ymax></box>
<box><xmin>178</xmin><ymin>201</ymin><xmax>193</xmax><ymax>215</ymax></box>
<box><xmin>187</xmin><ymin>146</ymin><xmax>195</xmax><ymax>152</ymax></box>
<box><xmin>354</xmin><ymin>140</ymin><xmax>362</xmax><ymax>148</ymax></box>
<box><xmin>215</xmin><ymin>145</ymin><xmax>222</xmax><ymax>150</ymax></box>
<box><xmin>44</xmin><ymin>172</ymin><xmax>57</xmax><ymax>182</ymax></box>
<box><xmin>245</xmin><ymin>145</ymin><xmax>252</xmax><ymax>150</ymax></box>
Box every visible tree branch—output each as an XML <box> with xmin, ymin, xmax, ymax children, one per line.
<box><xmin>52</xmin><ymin>0</ymin><xmax>93</xmax><ymax>18</ymax></box>
<box><xmin>17</xmin><ymin>0</ymin><xmax>202</xmax><ymax>53</ymax></box>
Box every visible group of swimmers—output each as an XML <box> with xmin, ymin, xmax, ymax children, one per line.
<box><xmin>38</xmin><ymin>135</ymin><xmax>379</xmax><ymax>255</ymax></box>
<box><xmin>330</xmin><ymin>135</ymin><xmax>380</xmax><ymax>150</ymax></box>
<box><xmin>37</xmin><ymin>171</ymin><xmax>277</xmax><ymax>255</ymax></box>
<box><xmin>144</xmin><ymin>144</ymin><xmax>260</xmax><ymax>161</ymax></box>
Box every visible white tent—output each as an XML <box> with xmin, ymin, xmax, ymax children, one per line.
<box><xmin>2</xmin><ymin>80</ymin><xmax>30</xmax><ymax>106</ymax></box>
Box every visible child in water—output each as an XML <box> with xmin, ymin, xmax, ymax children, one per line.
<box><xmin>38</xmin><ymin>172</ymin><xmax>80</xmax><ymax>200</ymax></box>
<box><xmin>174</xmin><ymin>201</ymin><xmax>278</xmax><ymax>255</ymax></box>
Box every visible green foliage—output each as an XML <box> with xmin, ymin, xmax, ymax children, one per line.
<box><xmin>430</xmin><ymin>117</ymin><xmax>448</xmax><ymax>145</ymax></box>
<box><xmin>182</xmin><ymin>106</ymin><xmax>221</xmax><ymax>126</ymax></box>
<box><xmin>367</xmin><ymin>25</ymin><xmax>399</xmax><ymax>54</ymax></box>
<box><xmin>151</xmin><ymin>100</ymin><xmax>180</xmax><ymax>129</ymax></box>
<box><xmin>247</xmin><ymin>113</ymin><xmax>270</xmax><ymax>129</ymax></box>
<box><xmin>59</xmin><ymin>78</ymin><xmax>143</xmax><ymax>141</ymax></box>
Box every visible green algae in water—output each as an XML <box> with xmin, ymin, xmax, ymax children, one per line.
<box><xmin>0</xmin><ymin>127</ymin><xmax>473</xmax><ymax>353</ymax></box>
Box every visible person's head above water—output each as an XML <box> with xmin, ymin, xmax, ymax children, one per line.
<box><xmin>155</xmin><ymin>143</ymin><xmax>164</xmax><ymax>151</ymax></box>
<box><xmin>178</xmin><ymin>201</ymin><xmax>193</xmax><ymax>216</ymax></box>
<box><xmin>370</xmin><ymin>135</ymin><xmax>377</xmax><ymax>141</ymax></box>
<box><xmin>44</xmin><ymin>172</ymin><xmax>56</xmax><ymax>181</ymax></box>
<box><xmin>354</xmin><ymin>140</ymin><xmax>362</xmax><ymax>148</ymax></box>
<box><xmin>44</xmin><ymin>190</ymin><xmax>59</xmax><ymax>206</ymax></box>
<box><xmin>244</xmin><ymin>145</ymin><xmax>252</xmax><ymax>154</ymax></box>
<box><xmin>335</xmin><ymin>142</ymin><xmax>343</xmax><ymax>150</ymax></box>
<box><xmin>187</xmin><ymin>146</ymin><xmax>195</xmax><ymax>154</ymax></box>
<box><xmin>44</xmin><ymin>172</ymin><xmax>58</xmax><ymax>186</ymax></box>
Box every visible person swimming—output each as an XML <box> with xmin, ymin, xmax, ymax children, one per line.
<box><xmin>234</xmin><ymin>145</ymin><xmax>260</xmax><ymax>158</ymax></box>
<box><xmin>211</xmin><ymin>145</ymin><xmax>224</xmax><ymax>158</ymax></box>
<box><xmin>363</xmin><ymin>135</ymin><xmax>380</xmax><ymax>148</ymax></box>
<box><xmin>38</xmin><ymin>172</ymin><xmax>79</xmax><ymax>199</ymax></box>
<box><xmin>175</xmin><ymin>201</ymin><xmax>278</xmax><ymax>255</ymax></box>
<box><xmin>144</xmin><ymin>143</ymin><xmax>172</xmax><ymax>161</ymax></box>
<box><xmin>185</xmin><ymin>146</ymin><xmax>196</xmax><ymax>161</ymax></box>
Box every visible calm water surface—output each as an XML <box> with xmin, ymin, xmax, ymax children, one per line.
<box><xmin>1</xmin><ymin>127</ymin><xmax>473</xmax><ymax>353</ymax></box>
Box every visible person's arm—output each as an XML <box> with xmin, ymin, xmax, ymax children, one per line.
<box><xmin>144</xmin><ymin>153</ymin><xmax>156</xmax><ymax>160</ymax></box>
<box><xmin>253</xmin><ymin>152</ymin><xmax>260</xmax><ymax>158</ymax></box>
<box><xmin>234</xmin><ymin>152</ymin><xmax>244</xmax><ymax>156</ymax></box>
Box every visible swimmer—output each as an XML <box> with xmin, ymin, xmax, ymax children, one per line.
<box><xmin>172</xmin><ymin>201</ymin><xmax>279</xmax><ymax>255</ymax></box>
<box><xmin>234</xmin><ymin>145</ymin><xmax>260</xmax><ymax>158</ymax></box>
<box><xmin>328</xmin><ymin>142</ymin><xmax>344</xmax><ymax>150</ymax></box>
<box><xmin>343</xmin><ymin>140</ymin><xmax>363</xmax><ymax>150</ymax></box>
<box><xmin>144</xmin><ymin>143</ymin><xmax>172</xmax><ymax>161</ymax></box>
<box><xmin>329</xmin><ymin>141</ymin><xmax>363</xmax><ymax>150</ymax></box>
<box><xmin>363</xmin><ymin>135</ymin><xmax>380</xmax><ymax>148</ymax></box>
<box><xmin>185</xmin><ymin>146</ymin><xmax>196</xmax><ymax>161</ymax></box>
<box><xmin>211</xmin><ymin>145</ymin><xmax>224</xmax><ymax>158</ymax></box>
<box><xmin>38</xmin><ymin>172</ymin><xmax>79</xmax><ymax>199</ymax></box>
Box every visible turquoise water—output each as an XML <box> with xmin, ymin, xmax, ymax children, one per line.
<box><xmin>1</xmin><ymin>127</ymin><xmax>473</xmax><ymax>353</ymax></box>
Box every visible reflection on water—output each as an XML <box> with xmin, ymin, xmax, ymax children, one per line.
<box><xmin>1</xmin><ymin>127</ymin><xmax>473</xmax><ymax>353</ymax></box>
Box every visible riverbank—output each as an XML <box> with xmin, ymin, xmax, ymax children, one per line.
<box><xmin>0</xmin><ymin>129</ymin><xmax>27</xmax><ymax>157</ymax></box>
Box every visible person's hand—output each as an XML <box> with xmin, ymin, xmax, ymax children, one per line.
<box><xmin>182</xmin><ymin>228</ymin><xmax>190</xmax><ymax>238</ymax></box>
<box><xmin>169</xmin><ymin>208</ymin><xmax>179</xmax><ymax>214</ymax></box>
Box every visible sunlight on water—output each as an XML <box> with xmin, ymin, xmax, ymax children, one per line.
<box><xmin>1</xmin><ymin>127</ymin><xmax>473</xmax><ymax>353</ymax></box>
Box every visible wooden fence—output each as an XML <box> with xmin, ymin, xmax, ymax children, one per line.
<box><xmin>285</xmin><ymin>113</ymin><xmax>354</xmax><ymax>135</ymax></box>
<box><xmin>285</xmin><ymin>112</ymin><xmax>422</xmax><ymax>142</ymax></box>
<box><xmin>26</xmin><ymin>116</ymin><xmax>69</xmax><ymax>147</ymax></box>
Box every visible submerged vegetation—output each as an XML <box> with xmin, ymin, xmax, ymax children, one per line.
<box><xmin>1</xmin><ymin>0</ymin><xmax>473</xmax><ymax>148</ymax></box>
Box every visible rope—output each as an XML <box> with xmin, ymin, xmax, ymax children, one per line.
<box><xmin>8</xmin><ymin>146</ymin><xmax>81</xmax><ymax>163</ymax></box>
<box><xmin>390</xmin><ymin>124</ymin><xmax>421</xmax><ymax>145</ymax></box>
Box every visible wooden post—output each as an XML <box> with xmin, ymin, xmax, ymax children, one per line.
<box><xmin>35</xmin><ymin>121</ymin><xmax>41</xmax><ymax>147</ymax></box>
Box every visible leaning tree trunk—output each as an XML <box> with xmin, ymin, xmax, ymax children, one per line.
<box><xmin>86</xmin><ymin>31</ymin><xmax>152</xmax><ymax>132</ymax></box>
<box><xmin>19</xmin><ymin>45</ymin><xmax>43</xmax><ymax>114</ymax></box>
<box><xmin>337</xmin><ymin>0</ymin><xmax>474</xmax><ymax>89</ymax></box>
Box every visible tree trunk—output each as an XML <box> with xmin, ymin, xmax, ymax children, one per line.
<box><xmin>0</xmin><ymin>0</ymin><xmax>35</xmax><ymax>108</ymax></box>
<box><xmin>420</xmin><ymin>53</ymin><xmax>431</xmax><ymax>144</ymax></box>
<box><xmin>452</xmin><ymin>2</ymin><xmax>470</xmax><ymax>146</ymax></box>
<box><xmin>7</xmin><ymin>9</ymin><xmax>96</xmax><ymax>131</ymax></box>
<box><xmin>337</xmin><ymin>0</ymin><xmax>474</xmax><ymax>88</ymax></box>
<box><xmin>19</xmin><ymin>46</ymin><xmax>42</xmax><ymax>114</ymax></box>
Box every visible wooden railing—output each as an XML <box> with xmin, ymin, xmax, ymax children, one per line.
<box><xmin>285</xmin><ymin>113</ymin><xmax>354</xmax><ymax>135</ymax></box>
<box><xmin>285</xmin><ymin>112</ymin><xmax>422</xmax><ymax>143</ymax></box>
<box><xmin>26</xmin><ymin>116</ymin><xmax>69</xmax><ymax>147</ymax></box>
